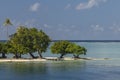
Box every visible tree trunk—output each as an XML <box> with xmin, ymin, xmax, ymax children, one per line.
<box><xmin>14</xmin><ymin>53</ymin><xmax>19</xmax><ymax>59</ymax></box>
<box><xmin>29</xmin><ymin>52</ymin><xmax>36</xmax><ymax>58</ymax></box>
<box><xmin>60</xmin><ymin>53</ymin><xmax>64</xmax><ymax>58</ymax></box>
<box><xmin>2</xmin><ymin>53</ymin><xmax>6</xmax><ymax>58</ymax></box>
<box><xmin>73</xmin><ymin>54</ymin><xmax>76</xmax><ymax>58</ymax></box>
<box><xmin>38</xmin><ymin>51</ymin><xmax>43</xmax><ymax>58</ymax></box>
<box><xmin>19</xmin><ymin>53</ymin><xmax>21</xmax><ymax>58</ymax></box>
<box><xmin>73</xmin><ymin>54</ymin><xmax>80</xmax><ymax>58</ymax></box>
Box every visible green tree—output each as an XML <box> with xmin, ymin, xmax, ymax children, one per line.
<box><xmin>9</xmin><ymin>26</ymin><xmax>34</xmax><ymax>58</ymax></box>
<box><xmin>73</xmin><ymin>46</ymin><xmax>87</xmax><ymax>58</ymax></box>
<box><xmin>8</xmin><ymin>42</ymin><xmax>28</xmax><ymax>58</ymax></box>
<box><xmin>0</xmin><ymin>42</ymin><xmax>9</xmax><ymax>58</ymax></box>
<box><xmin>66</xmin><ymin>42</ymin><xmax>76</xmax><ymax>53</ymax></box>
<box><xmin>51</xmin><ymin>40</ymin><xmax>87</xmax><ymax>59</ymax></box>
<box><xmin>19</xmin><ymin>27</ymin><xmax>36</xmax><ymax>58</ymax></box>
<box><xmin>32</xmin><ymin>29</ymin><xmax>51</xmax><ymax>58</ymax></box>
<box><xmin>51</xmin><ymin>40</ymin><xmax>71</xmax><ymax>58</ymax></box>
<box><xmin>9</xmin><ymin>26</ymin><xmax>51</xmax><ymax>59</ymax></box>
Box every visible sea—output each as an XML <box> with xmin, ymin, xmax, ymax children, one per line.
<box><xmin>1</xmin><ymin>40</ymin><xmax>120</xmax><ymax>80</ymax></box>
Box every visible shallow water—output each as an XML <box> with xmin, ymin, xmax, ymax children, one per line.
<box><xmin>1</xmin><ymin>42</ymin><xmax>120</xmax><ymax>80</ymax></box>
<box><xmin>0</xmin><ymin>60</ymin><xmax>120</xmax><ymax>80</ymax></box>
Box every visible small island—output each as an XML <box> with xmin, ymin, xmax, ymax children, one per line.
<box><xmin>0</xmin><ymin>18</ymin><xmax>109</xmax><ymax>62</ymax></box>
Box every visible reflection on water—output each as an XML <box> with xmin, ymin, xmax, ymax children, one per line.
<box><xmin>0</xmin><ymin>60</ymin><xmax>120</xmax><ymax>80</ymax></box>
<box><xmin>48</xmin><ymin>61</ymin><xmax>86</xmax><ymax>71</ymax></box>
<box><xmin>0</xmin><ymin>61</ymin><xmax>86</xmax><ymax>80</ymax></box>
<box><xmin>10</xmin><ymin>62</ymin><xmax>47</xmax><ymax>75</ymax></box>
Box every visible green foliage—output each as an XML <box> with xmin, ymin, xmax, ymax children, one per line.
<box><xmin>3</xmin><ymin>18</ymin><xmax>13</xmax><ymax>26</ymax></box>
<box><xmin>51</xmin><ymin>40</ymin><xmax>87</xmax><ymax>58</ymax></box>
<box><xmin>0</xmin><ymin>42</ymin><xmax>10</xmax><ymax>58</ymax></box>
<box><xmin>3</xmin><ymin>18</ymin><xmax>13</xmax><ymax>40</ymax></box>
<box><xmin>8</xmin><ymin>27</ymin><xmax>29</xmax><ymax>58</ymax></box>
<box><xmin>0</xmin><ymin>18</ymin><xmax>87</xmax><ymax>59</ymax></box>
<box><xmin>73</xmin><ymin>45</ymin><xmax>87</xmax><ymax>58</ymax></box>
<box><xmin>9</xmin><ymin>26</ymin><xmax>51</xmax><ymax>58</ymax></box>
<box><xmin>32</xmin><ymin>29</ymin><xmax>51</xmax><ymax>58</ymax></box>
<box><xmin>51</xmin><ymin>40</ymin><xmax>72</xmax><ymax>58</ymax></box>
<box><xmin>66</xmin><ymin>43</ymin><xmax>76</xmax><ymax>53</ymax></box>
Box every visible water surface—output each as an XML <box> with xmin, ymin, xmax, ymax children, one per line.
<box><xmin>1</xmin><ymin>42</ymin><xmax>120</xmax><ymax>80</ymax></box>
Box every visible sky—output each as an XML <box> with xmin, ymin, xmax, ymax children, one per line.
<box><xmin>0</xmin><ymin>0</ymin><xmax>120</xmax><ymax>40</ymax></box>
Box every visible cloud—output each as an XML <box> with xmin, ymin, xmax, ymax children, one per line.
<box><xmin>76</xmin><ymin>0</ymin><xmax>107</xmax><ymax>10</ymax></box>
<box><xmin>30</xmin><ymin>2</ymin><xmax>40</xmax><ymax>12</ymax></box>
<box><xmin>44</xmin><ymin>24</ymin><xmax>50</xmax><ymax>28</ymax></box>
<box><xmin>64</xmin><ymin>4</ymin><xmax>71</xmax><ymax>9</ymax></box>
<box><xmin>91</xmin><ymin>24</ymin><xmax>104</xmax><ymax>32</ymax></box>
<box><xmin>109</xmin><ymin>23</ymin><xmax>120</xmax><ymax>33</ymax></box>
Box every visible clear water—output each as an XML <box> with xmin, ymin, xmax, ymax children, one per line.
<box><xmin>1</xmin><ymin>42</ymin><xmax>120</xmax><ymax>80</ymax></box>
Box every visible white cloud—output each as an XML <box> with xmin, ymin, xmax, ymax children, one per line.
<box><xmin>91</xmin><ymin>24</ymin><xmax>104</xmax><ymax>32</ymax></box>
<box><xmin>44</xmin><ymin>24</ymin><xmax>49</xmax><ymax>28</ymax></box>
<box><xmin>76</xmin><ymin>0</ymin><xmax>107</xmax><ymax>10</ymax></box>
<box><xmin>30</xmin><ymin>2</ymin><xmax>40</xmax><ymax>12</ymax></box>
<box><xmin>109</xmin><ymin>23</ymin><xmax>120</xmax><ymax>33</ymax></box>
<box><xmin>56</xmin><ymin>24</ymin><xmax>73</xmax><ymax>32</ymax></box>
<box><xmin>71</xmin><ymin>25</ymin><xmax>76</xmax><ymax>28</ymax></box>
<box><xmin>64</xmin><ymin>4</ymin><xmax>71</xmax><ymax>9</ymax></box>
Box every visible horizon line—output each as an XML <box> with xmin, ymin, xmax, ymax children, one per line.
<box><xmin>1</xmin><ymin>40</ymin><xmax>120</xmax><ymax>42</ymax></box>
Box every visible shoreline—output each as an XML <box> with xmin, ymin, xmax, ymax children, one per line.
<box><xmin>0</xmin><ymin>57</ymin><xmax>110</xmax><ymax>62</ymax></box>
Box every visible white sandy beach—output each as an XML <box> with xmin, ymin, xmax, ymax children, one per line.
<box><xmin>0</xmin><ymin>57</ymin><xmax>110</xmax><ymax>62</ymax></box>
<box><xmin>0</xmin><ymin>59</ymin><xmax>47</xmax><ymax>62</ymax></box>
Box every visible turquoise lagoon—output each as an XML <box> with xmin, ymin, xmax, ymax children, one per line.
<box><xmin>1</xmin><ymin>42</ymin><xmax>120</xmax><ymax>80</ymax></box>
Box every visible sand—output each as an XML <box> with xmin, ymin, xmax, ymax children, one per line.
<box><xmin>0</xmin><ymin>57</ymin><xmax>109</xmax><ymax>62</ymax></box>
<box><xmin>0</xmin><ymin>59</ymin><xmax>46</xmax><ymax>62</ymax></box>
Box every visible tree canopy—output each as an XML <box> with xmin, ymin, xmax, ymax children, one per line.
<box><xmin>0</xmin><ymin>42</ymin><xmax>9</xmax><ymax>58</ymax></box>
<box><xmin>72</xmin><ymin>45</ymin><xmax>87</xmax><ymax>58</ymax></box>
<box><xmin>51</xmin><ymin>40</ymin><xmax>87</xmax><ymax>58</ymax></box>
<box><xmin>9</xmin><ymin>26</ymin><xmax>51</xmax><ymax>58</ymax></box>
<box><xmin>3</xmin><ymin>18</ymin><xmax>13</xmax><ymax>26</ymax></box>
<box><xmin>0</xmin><ymin>18</ymin><xmax>87</xmax><ymax>59</ymax></box>
<box><xmin>3</xmin><ymin>18</ymin><xmax>13</xmax><ymax>39</ymax></box>
<box><xmin>51</xmin><ymin>40</ymin><xmax>71</xmax><ymax>58</ymax></box>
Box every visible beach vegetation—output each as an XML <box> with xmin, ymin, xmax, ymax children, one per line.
<box><xmin>51</xmin><ymin>40</ymin><xmax>87</xmax><ymax>59</ymax></box>
<box><xmin>73</xmin><ymin>46</ymin><xmax>87</xmax><ymax>58</ymax></box>
<box><xmin>3</xmin><ymin>18</ymin><xmax>13</xmax><ymax>39</ymax></box>
<box><xmin>51</xmin><ymin>40</ymin><xmax>71</xmax><ymax>58</ymax></box>
<box><xmin>8</xmin><ymin>26</ymin><xmax>51</xmax><ymax>58</ymax></box>
<box><xmin>0</xmin><ymin>18</ymin><xmax>87</xmax><ymax>60</ymax></box>
<box><xmin>32</xmin><ymin>29</ymin><xmax>51</xmax><ymax>58</ymax></box>
<box><xmin>0</xmin><ymin>42</ymin><xmax>9</xmax><ymax>58</ymax></box>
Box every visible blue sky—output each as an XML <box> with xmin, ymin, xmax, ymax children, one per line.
<box><xmin>0</xmin><ymin>0</ymin><xmax>120</xmax><ymax>40</ymax></box>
